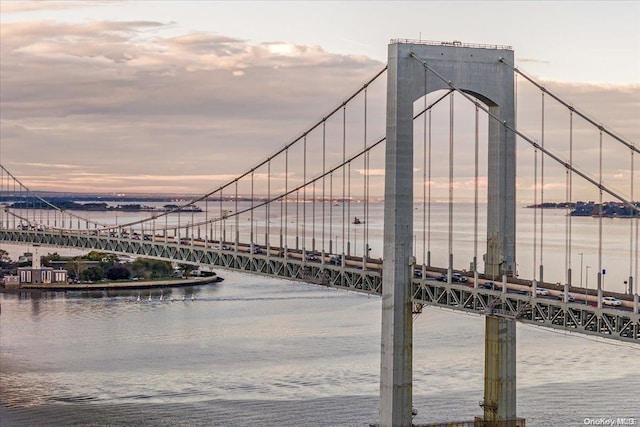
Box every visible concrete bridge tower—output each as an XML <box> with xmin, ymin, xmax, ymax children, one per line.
<box><xmin>381</xmin><ymin>40</ymin><xmax>516</xmax><ymax>426</ymax></box>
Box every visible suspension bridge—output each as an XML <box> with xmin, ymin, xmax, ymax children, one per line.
<box><xmin>1</xmin><ymin>40</ymin><xmax>638</xmax><ymax>426</ymax></box>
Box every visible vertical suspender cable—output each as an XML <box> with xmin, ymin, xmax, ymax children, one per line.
<box><xmin>630</xmin><ymin>148</ymin><xmax>635</xmax><ymax>294</ymax></box>
<box><xmin>422</xmin><ymin>73</ymin><xmax>427</xmax><ymax>270</ymax></box>
<box><xmin>250</xmin><ymin>171</ymin><xmax>254</xmax><ymax>248</ymax></box>
<box><xmin>219</xmin><ymin>188</ymin><xmax>223</xmax><ymax>244</ymax></box>
<box><xmin>280</xmin><ymin>169</ymin><xmax>284</xmax><ymax>252</ymax></box>
<box><xmin>267</xmin><ymin>160</ymin><xmax>271</xmax><ymax>250</ymax></box>
<box><xmin>540</xmin><ymin>91</ymin><xmax>545</xmax><ymax>284</ymax></box>
<box><xmin>296</xmin><ymin>189</ymin><xmax>299</xmax><ymax>251</ymax></box>
<box><xmin>598</xmin><ymin>129</ymin><xmax>603</xmax><ymax>300</ymax></box>
<box><xmin>533</xmin><ymin>146</ymin><xmax>538</xmax><ymax>282</ymax></box>
<box><xmin>428</xmin><ymin>108</ymin><xmax>432</xmax><ymax>267</ymax></box>
<box><xmin>322</xmin><ymin>121</ymin><xmax>326</xmax><ymax>255</ymax></box>
<box><xmin>635</xmin><ymin>149</ymin><xmax>639</xmax><ymax>297</ymax></box>
<box><xmin>285</xmin><ymin>149</ymin><xmax>289</xmax><ymax>253</ymax></box>
<box><xmin>235</xmin><ymin>180</ymin><xmax>239</xmax><ymax>249</ymax></box>
<box><xmin>448</xmin><ymin>92</ymin><xmax>454</xmax><ymax>279</ymax></box>
<box><xmin>312</xmin><ymin>180</ymin><xmax>316</xmax><ymax>253</ymax></box>
<box><xmin>566</xmin><ymin>110</ymin><xmax>574</xmax><ymax>285</ymax></box>
<box><xmin>205</xmin><ymin>197</ymin><xmax>209</xmax><ymax>247</ymax></box>
<box><xmin>303</xmin><ymin>136</ymin><xmax>307</xmax><ymax>252</ymax></box>
<box><xmin>364</xmin><ymin>87</ymin><xmax>368</xmax><ymax>261</ymax></box>
<box><xmin>342</xmin><ymin>106</ymin><xmax>346</xmax><ymax>256</ymax></box>
<box><xmin>0</xmin><ymin>169</ymin><xmax>2</xmax><ymax>229</ymax></box>
<box><xmin>365</xmin><ymin>150</ymin><xmax>370</xmax><ymax>259</ymax></box>
<box><xmin>474</xmin><ymin>102</ymin><xmax>479</xmax><ymax>286</ymax></box>
<box><xmin>330</xmin><ymin>172</ymin><xmax>333</xmax><ymax>254</ymax></box>
<box><xmin>347</xmin><ymin>161</ymin><xmax>351</xmax><ymax>256</ymax></box>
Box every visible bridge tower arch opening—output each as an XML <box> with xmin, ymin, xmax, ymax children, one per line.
<box><xmin>381</xmin><ymin>40</ymin><xmax>516</xmax><ymax>426</ymax></box>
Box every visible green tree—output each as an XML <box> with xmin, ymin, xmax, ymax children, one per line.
<box><xmin>129</xmin><ymin>258</ymin><xmax>173</xmax><ymax>279</ymax></box>
<box><xmin>106</xmin><ymin>265</ymin><xmax>131</xmax><ymax>280</ymax></box>
<box><xmin>65</xmin><ymin>258</ymin><xmax>82</xmax><ymax>279</ymax></box>
<box><xmin>83</xmin><ymin>251</ymin><xmax>118</xmax><ymax>265</ymax></box>
<box><xmin>80</xmin><ymin>266</ymin><xmax>104</xmax><ymax>282</ymax></box>
<box><xmin>41</xmin><ymin>252</ymin><xmax>62</xmax><ymax>267</ymax></box>
<box><xmin>0</xmin><ymin>249</ymin><xmax>12</xmax><ymax>267</ymax></box>
<box><xmin>177</xmin><ymin>263</ymin><xmax>193</xmax><ymax>278</ymax></box>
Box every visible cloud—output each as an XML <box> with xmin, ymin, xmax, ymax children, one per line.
<box><xmin>0</xmin><ymin>1</ymin><xmax>104</xmax><ymax>14</ymax></box>
<box><xmin>517</xmin><ymin>57</ymin><xmax>550</xmax><ymax>64</ymax></box>
<box><xmin>0</xmin><ymin>19</ymin><xmax>383</xmax><ymax>195</ymax></box>
<box><xmin>0</xmin><ymin>17</ymin><xmax>636</xmax><ymax>204</ymax></box>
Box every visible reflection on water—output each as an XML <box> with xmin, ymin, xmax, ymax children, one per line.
<box><xmin>1</xmin><ymin>271</ymin><xmax>639</xmax><ymax>426</ymax></box>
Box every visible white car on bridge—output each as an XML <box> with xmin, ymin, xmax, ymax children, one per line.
<box><xmin>602</xmin><ymin>296</ymin><xmax>622</xmax><ymax>306</ymax></box>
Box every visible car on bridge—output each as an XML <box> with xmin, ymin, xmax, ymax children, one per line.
<box><xmin>603</xmin><ymin>296</ymin><xmax>622</xmax><ymax>306</ymax></box>
<box><xmin>535</xmin><ymin>287</ymin><xmax>550</xmax><ymax>296</ymax></box>
<box><xmin>479</xmin><ymin>282</ymin><xmax>501</xmax><ymax>291</ymax></box>
<box><xmin>329</xmin><ymin>254</ymin><xmax>343</xmax><ymax>265</ymax></box>
<box><xmin>451</xmin><ymin>273</ymin><xmax>468</xmax><ymax>283</ymax></box>
<box><xmin>557</xmin><ymin>293</ymin><xmax>575</xmax><ymax>302</ymax></box>
<box><xmin>435</xmin><ymin>273</ymin><xmax>467</xmax><ymax>283</ymax></box>
<box><xmin>305</xmin><ymin>253</ymin><xmax>319</xmax><ymax>261</ymax></box>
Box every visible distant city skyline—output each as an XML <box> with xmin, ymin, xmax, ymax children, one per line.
<box><xmin>1</xmin><ymin>1</ymin><xmax>638</xmax><ymax>202</ymax></box>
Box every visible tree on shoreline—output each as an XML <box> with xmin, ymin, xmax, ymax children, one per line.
<box><xmin>0</xmin><ymin>249</ymin><xmax>12</xmax><ymax>267</ymax></box>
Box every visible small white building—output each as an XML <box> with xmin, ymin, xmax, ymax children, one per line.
<box><xmin>16</xmin><ymin>246</ymin><xmax>68</xmax><ymax>285</ymax></box>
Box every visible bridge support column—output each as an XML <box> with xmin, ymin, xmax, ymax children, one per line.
<box><xmin>483</xmin><ymin>316</ymin><xmax>517</xmax><ymax>426</ymax></box>
<box><xmin>381</xmin><ymin>40</ymin><xmax>515</xmax><ymax>427</ymax></box>
<box><xmin>380</xmin><ymin>42</ymin><xmax>415</xmax><ymax>427</ymax></box>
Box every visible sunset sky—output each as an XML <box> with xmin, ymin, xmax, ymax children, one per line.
<box><xmin>1</xmin><ymin>1</ymin><xmax>638</xmax><ymax>202</ymax></box>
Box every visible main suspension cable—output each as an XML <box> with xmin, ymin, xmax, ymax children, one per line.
<box><xmin>499</xmin><ymin>58</ymin><xmax>638</xmax><ymax>153</ymax></box>
<box><xmin>409</xmin><ymin>52</ymin><xmax>639</xmax><ymax>213</ymax></box>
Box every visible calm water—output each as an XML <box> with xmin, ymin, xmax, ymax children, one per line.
<box><xmin>1</xmin><ymin>271</ymin><xmax>639</xmax><ymax>426</ymax></box>
<box><xmin>2</xmin><ymin>202</ymin><xmax>639</xmax><ymax>425</ymax></box>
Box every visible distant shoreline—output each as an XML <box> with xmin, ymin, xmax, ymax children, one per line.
<box><xmin>526</xmin><ymin>201</ymin><xmax>639</xmax><ymax>218</ymax></box>
<box><xmin>1</xmin><ymin>276</ymin><xmax>222</xmax><ymax>292</ymax></box>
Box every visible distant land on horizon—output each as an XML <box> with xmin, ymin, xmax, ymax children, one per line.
<box><xmin>1</xmin><ymin>191</ymin><xmax>202</xmax><ymax>202</ymax></box>
<box><xmin>0</xmin><ymin>192</ymin><xmax>636</xmax><ymax>212</ymax></box>
<box><xmin>527</xmin><ymin>201</ymin><xmax>639</xmax><ymax>218</ymax></box>
<box><xmin>0</xmin><ymin>192</ymin><xmax>379</xmax><ymax>205</ymax></box>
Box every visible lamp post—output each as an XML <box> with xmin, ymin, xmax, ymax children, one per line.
<box><xmin>585</xmin><ymin>266</ymin><xmax>591</xmax><ymax>305</ymax></box>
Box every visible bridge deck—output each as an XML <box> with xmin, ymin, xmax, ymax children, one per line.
<box><xmin>2</xmin><ymin>229</ymin><xmax>638</xmax><ymax>343</ymax></box>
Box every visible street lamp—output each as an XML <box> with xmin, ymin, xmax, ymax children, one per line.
<box><xmin>585</xmin><ymin>265</ymin><xmax>591</xmax><ymax>305</ymax></box>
